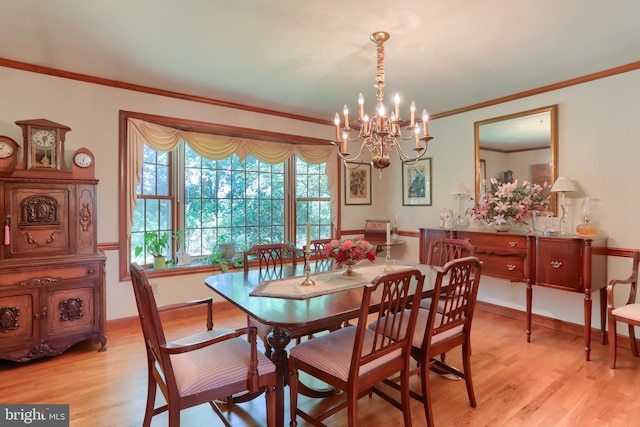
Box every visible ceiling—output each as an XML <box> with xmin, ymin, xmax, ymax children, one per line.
<box><xmin>1</xmin><ymin>0</ymin><xmax>639</xmax><ymax>124</ymax></box>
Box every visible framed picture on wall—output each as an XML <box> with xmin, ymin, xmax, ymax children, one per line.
<box><xmin>402</xmin><ymin>158</ymin><xmax>432</xmax><ymax>206</ymax></box>
<box><xmin>344</xmin><ymin>162</ymin><xmax>372</xmax><ymax>205</ymax></box>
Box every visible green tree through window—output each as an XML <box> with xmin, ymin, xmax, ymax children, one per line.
<box><xmin>130</xmin><ymin>143</ymin><xmax>331</xmax><ymax>267</ymax></box>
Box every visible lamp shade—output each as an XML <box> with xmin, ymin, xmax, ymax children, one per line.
<box><xmin>451</xmin><ymin>182</ymin><xmax>470</xmax><ymax>195</ymax></box>
<box><xmin>551</xmin><ymin>177</ymin><xmax>577</xmax><ymax>193</ymax></box>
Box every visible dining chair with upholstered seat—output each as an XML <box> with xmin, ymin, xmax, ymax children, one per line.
<box><xmin>289</xmin><ymin>268</ymin><xmax>426</xmax><ymax>427</ymax></box>
<box><xmin>607</xmin><ymin>251</ymin><xmax>640</xmax><ymax>369</ymax></box>
<box><xmin>129</xmin><ymin>263</ymin><xmax>277</xmax><ymax>427</ymax></box>
<box><xmin>371</xmin><ymin>256</ymin><xmax>482</xmax><ymax>427</ymax></box>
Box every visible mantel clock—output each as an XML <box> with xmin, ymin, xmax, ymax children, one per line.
<box><xmin>15</xmin><ymin>118</ymin><xmax>71</xmax><ymax>171</ymax></box>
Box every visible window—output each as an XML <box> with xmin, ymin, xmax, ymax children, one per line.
<box><xmin>119</xmin><ymin>113</ymin><xmax>339</xmax><ymax>279</ymax></box>
<box><xmin>130</xmin><ymin>143</ymin><xmax>332</xmax><ymax>268</ymax></box>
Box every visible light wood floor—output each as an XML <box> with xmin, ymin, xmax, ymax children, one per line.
<box><xmin>2</xmin><ymin>306</ymin><xmax>640</xmax><ymax>427</ymax></box>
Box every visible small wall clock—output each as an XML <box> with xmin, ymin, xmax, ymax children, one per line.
<box><xmin>72</xmin><ymin>147</ymin><xmax>96</xmax><ymax>179</ymax></box>
<box><xmin>0</xmin><ymin>135</ymin><xmax>20</xmax><ymax>175</ymax></box>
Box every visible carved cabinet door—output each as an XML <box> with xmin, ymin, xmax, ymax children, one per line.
<box><xmin>5</xmin><ymin>183</ymin><xmax>73</xmax><ymax>258</ymax></box>
<box><xmin>0</xmin><ymin>287</ymin><xmax>38</xmax><ymax>351</ymax></box>
<box><xmin>45</xmin><ymin>281</ymin><xmax>97</xmax><ymax>340</ymax></box>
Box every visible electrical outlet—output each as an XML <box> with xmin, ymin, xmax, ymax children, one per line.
<box><xmin>150</xmin><ymin>281</ymin><xmax>159</xmax><ymax>294</ymax></box>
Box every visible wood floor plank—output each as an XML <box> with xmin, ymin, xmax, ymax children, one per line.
<box><xmin>1</xmin><ymin>307</ymin><xmax>640</xmax><ymax>426</ymax></box>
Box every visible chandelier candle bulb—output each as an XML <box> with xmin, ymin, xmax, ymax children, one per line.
<box><xmin>394</xmin><ymin>93</ymin><xmax>400</xmax><ymax>119</ymax></box>
<box><xmin>358</xmin><ymin>93</ymin><xmax>364</xmax><ymax>120</ymax></box>
<box><xmin>343</xmin><ymin>105</ymin><xmax>349</xmax><ymax>129</ymax></box>
<box><xmin>334</xmin><ymin>113</ymin><xmax>340</xmax><ymax>141</ymax></box>
<box><xmin>410</xmin><ymin>101</ymin><xmax>416</xmax><ymax>126</ymax></box>
<box><xmin>422</xmin><ymin>110</ymin><xmax>429</xmax><ymax>136</ymax></box>
<box><xmin>342</xmin><ymin>131</ymin><xmax>348</xmax><ymax>154</ymax></box>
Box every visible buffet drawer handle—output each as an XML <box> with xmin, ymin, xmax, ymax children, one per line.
<box><xmin>550</xmin><ymin>261</ymin><xmax>563</xmax><ymax>269</ymax></box>
<box><xmin>508</xmin><ymin>241</ymin><xmax>517</xmax><ymax>247</ymax></box>
<box><xmin>506</xmin><ymin>264</ymin><xmax>516</xmax><ymax>271</ymax></box>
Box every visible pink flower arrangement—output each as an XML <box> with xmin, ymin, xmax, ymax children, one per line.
<box><xmin>471</xmin><ymin>178</ymin><xmax>550</xmax><ymax>226</ymax></box>
<box><xmin>324</xmin><ymin>238</ymin><xmax>377</xmax><ymax>265</ymax></box>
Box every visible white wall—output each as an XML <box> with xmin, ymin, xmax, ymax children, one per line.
<box><xmin>2</xmin><ymin>65</ymin><xmax>639</xmax><ymax>337</ymax></box>
<box><xmin>371</xmin><ymin>69</ymin><xmax>640</xmax><ymax>335</ymax></box>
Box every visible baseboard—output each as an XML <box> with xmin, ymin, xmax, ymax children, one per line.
<box><xmin>108</xmin><ymin>299</ymin><xmax>633</xmax><ymax>351</ymax></box>
<box><xmin>106</xmin><ymin>300</ymin><xmax>236</xmax><ymax>332</ymax></box>
<box><xmin>476</xmin><ymin>300</ymin><xmax>633</xmax><ymax>350</ymax></box>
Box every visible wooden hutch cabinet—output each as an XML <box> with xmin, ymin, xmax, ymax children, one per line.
<box><xmin>419</xmin><ymin>227</ymin><xmax>606</xmax><ymax>360</ymax></box>
<box><xmin>0</xmin><ymin>119</ymin><xmax>105</xmax><ymax>362</ymax></box>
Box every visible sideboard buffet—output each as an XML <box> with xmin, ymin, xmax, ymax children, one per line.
<box><xmin>419</xmin><ymin>227</ymin><xmax>607</xmax><ymax>361</ymax></box>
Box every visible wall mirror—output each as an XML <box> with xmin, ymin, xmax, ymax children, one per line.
<box><xmin>474</xmin><ymin>104</ymin><xmax>558</xmax><ymax>214</ymax></box>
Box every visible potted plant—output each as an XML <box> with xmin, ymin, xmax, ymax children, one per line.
<box><xmin>210</xmin><ymin>248</ymin><xmax>230</xmax><ymax>272</ymax></box>
<box><xmin>215</xmin><ymin>236</ymin><xmax>235</xmax><ymax>260</ymax></box>
<box><xmin>135</xmin><ymin>231</ymin><xmax>170</xmax><ymax>269</ymax></box>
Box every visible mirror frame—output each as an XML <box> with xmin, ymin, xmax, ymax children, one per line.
<box><xmin>474</xmin><ymin>104</ymin><xmax>558</xmax><ymax>215</ymax></box>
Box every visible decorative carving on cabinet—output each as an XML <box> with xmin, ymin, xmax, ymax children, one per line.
<box><xmin>21</xmin><ymin>195</ymin><xmax>60</xmax><ymax>225</ymax></box>
<box><xmin>79</xmin><ymin>203</ymin><xmax>92</xmax><ymax>232</ymax></box>
<box><xmin>22</xmin><ymin>343</ymin><xmax>55</xmax><ymax>362</ymax></box>
<box><xmin>16</xmin><ymin>277</ymin><xmax>62</xmax><ymax>287</ymax></box>
<box><xmin>0</xmin><ymin>306</ymin><xmax>20</xmax><ymax>332</ymax></box>
<box><xmin>25</xmin><ymin>231</ymin><xmax>58</xmax><ymax>246</ymax></box>
<box><xmin>59</xmin><ymin>298</ymin><xmax>84</xmax><ymax>321</ymax></box>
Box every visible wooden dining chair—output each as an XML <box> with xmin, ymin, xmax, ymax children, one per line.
<box><xmin>421</xmin><ymin>237</ymin><xmax>477</xmax><ymax>313</ymax></box>
<box><xmin>371</xmin><ymin>256</ymin><xmax>482</xmax><ymax>427</ymax></box>
<box><xmin>426</xmin><ymin>237</ymin><xmax>476</xmax><ymax>268</ymax></box>
<box><xmin>129</xmin><ymin>263</ymin><xmax>277</xmax><ymax>427</ymax></box>
<box><xmin>289</xmin><ymin>268</ymin><xmax>426</xmax><ymax>427</ymax></box>
<box><xmin>421</xmin><ymin>238</ymin><xmax>477</xmax><ymax>362</ymax></box>
<box><xmin>607</xmin><ymin>251</ymin><xmax>640</xmax><ymax>369</ymax></box>
<box><xmin>303</xmin><ymin>238</ymin><xmax>332</xmax><ymax>270</ymax></box>
<box><xmin>243</xmin><ymin>243</ymin><xmax>297</xmax><ymax>276</ymax></box>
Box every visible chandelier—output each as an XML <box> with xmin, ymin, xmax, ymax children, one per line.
<box><xmin>333</xmin><ymin>31</ymin><xmax>433</xmax><ymax>172</ymax></box>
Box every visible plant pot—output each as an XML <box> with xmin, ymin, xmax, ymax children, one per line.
<box><xmin>493</xmin><ymin>222</ymin><xmax>513</xmax><ymax>232</ymax></box>
<box><xmin>216</xmin><ymin>244</ymin><xmax>235</xmax><ymax>260</ymax></box>
<box><xmin>153</xmin><ymin>256</ymin><xmax>166</xmax><ymax>269</ymax></box>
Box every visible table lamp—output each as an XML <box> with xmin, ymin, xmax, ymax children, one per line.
<box><xmin>451</xmin><ymin>182</ymin><xmax>470</xmax><ymax>228</ymax></box>
<box><xmin>550</xmin><ymin>177</ymin><xmax>577</xmax><ymax>234</ymax></box>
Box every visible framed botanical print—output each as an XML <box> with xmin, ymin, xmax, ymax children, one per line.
<box><xmin>344</xmin><ymin>162</ymin><xmax>372</xmax><ymax>205</ymax></box>
<box><xmin>402</xmin><ymin>158</ymin><xmax>432</xmax><ymax>206</ymax></box>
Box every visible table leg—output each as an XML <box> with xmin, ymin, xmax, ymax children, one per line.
<box><xmin>267</xmin><ymin>327</ymin><xmax>291</xmax><ymax>427</ymax></box>
<box><xmin>526</xmin><ymin>282</ymin><xmax>532</xmax><ymax>343</ymax></box>
<box><xmin>584</xmin><ymin>289</ymin><xmax>592</xmax><ymax>361</ymax></box>
<box><xmin>599</xmin><ymin>287</ymin><xmax>608</xmax><ymax>345</ymax></box>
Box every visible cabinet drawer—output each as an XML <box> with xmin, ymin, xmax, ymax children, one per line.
<box><xmin>457</xmin><ymin>231</ymin><xmax>527</xmax><ymax>253</ymax></box>
<box><xmin>2</xmin><ymin>264</ymin><xmax>100</xmax><ymax>288</ymax></box>
<box><xmin>478</xmin><ymin>253</ymin><xmax>526</xmax><ymax>281</ymax></box>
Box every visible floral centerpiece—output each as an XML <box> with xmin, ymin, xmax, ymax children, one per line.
<box><xmin>324</xmin><ymin>238</ymin><xmax>377</xmax><ymax>276</ymax></box>
<box><xmin>471</xmin><ymin>178</ymin><xmax>550</xmax><ymax>228</ymax></box>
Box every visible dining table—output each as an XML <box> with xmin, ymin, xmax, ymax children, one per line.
<box><xmin>204</xmin><ymin>261</ymin><xmax>435</xmax><ymax>427</ymax></box>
